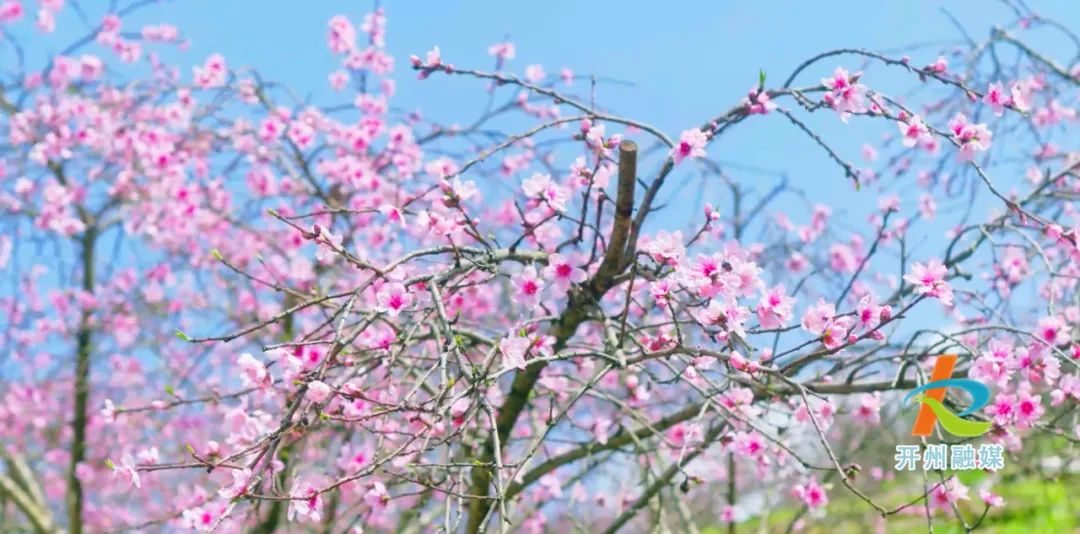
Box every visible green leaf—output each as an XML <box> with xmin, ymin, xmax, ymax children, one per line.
<box><xmin>105</xmin><ymin>458</ymin><xmax>115</xmax><ymax>470</ymax></box>
<box><xmin>211</xmin><ymin>248</ymin><xmax>223</xmax><ymax>261</ymax></box>
<box><xmin>164</xmin><ymin>385</ymin><xmax>175</xmax><ymax>395</ymax></box>
<box><xmin>174</xmin><ymin>329</ymin><xmax>191</xmax><ymax>342</ymax></box>
<box><xmin>758</xmin><ymin>69</ymin><xmax>767</xmax><ymax>88</ymax></box>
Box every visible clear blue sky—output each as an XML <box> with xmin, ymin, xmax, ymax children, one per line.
<box><xmin>6</xmin><ymin>0</ymin><xmax>1079</xmax><ymax>347</ymax></box>
<box><xmin>108</xmin><ymin>0</ymin><xmax>1075</xmax><ymax>228</ymax></box>
<box><xmin>19</xmin><ymin>0</ymin><xmax>1077</xmax><ymax>231</ymax></box>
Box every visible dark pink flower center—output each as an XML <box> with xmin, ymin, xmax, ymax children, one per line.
<box><xmin>1019</xmin><ymin>400</ymin><xmax>1036</xmax><ymax>416</ymax></box>
<box><xmin>522</xmin><ymin>280</ymin><xmax>539</xmax><ymax>295</ymax></box>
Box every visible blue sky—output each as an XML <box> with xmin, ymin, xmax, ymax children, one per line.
<box><xmin>16</xmin><ymin>0</ymin><xmax>1076</xmax><ymax>234</ymax></box>
<box><xmin>120</xmin><ymin>0</ymin><xmax>1075</xmax><ymax>227</ymax></box>
<box><xmin>5</xmin><ymin>0</ymin><xmax>1078</xmax><ymax>357</ymax></box>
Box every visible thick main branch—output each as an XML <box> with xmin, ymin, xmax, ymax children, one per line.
<box><xmin>66</xmin><ymin>224</ymin><xmax>96</xmax><ymax>534</ymax></box>
<box><xmin>465</xmin><ymin>141</ymin><xmax>638</xmax><ymax>533</ymax></box>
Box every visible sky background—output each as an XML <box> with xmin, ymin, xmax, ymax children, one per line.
<box><xmin>14</xmin><ymin>0</ymin><xmax>1077</xmax><ymax>236</ymax></box>
<box><xmin>112</xmin><ymin>0</ymin><xmax>1077</xmax><ymax>234</ymax></box>
<box><xmin>5</xmin><ymin>0</ymin><xmax>1079</xmax><ymax>351</ymax></box>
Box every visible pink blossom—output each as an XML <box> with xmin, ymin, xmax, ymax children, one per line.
<box><xmin>926</xmin><ymin>56</ymin><xmax>949</xmax><ymax>73</ymax></box>
<box><xmin>854</xmin><ymin>393</ymin><xmax>882</xmax><ymax>425</ymax></box>
<box><xmin>1035</xmin><ymin>316</ymin><xmax>1069</xmax><ymax>346</ymax></box>
<box><xmin>511</xmin><ymin>265</ymin><xmax>545</xmax><ymax>307</ymax></box>
<box><xmin>329</xmin><ymin>70</ymin><xmax>349</xmax><ymax>90</ymax></box>
<box><xmin>193</xmin><ymin>53</ymin><xmax>228</xmax><ymax>88</ymax></box>
<box><xmin>670</xmin><ymin>128</ymin><xmax>708</xmax><ymax>164</ymax></box>
<box><xmin>855</xmin><ymin>294</ymin><xmax>888</xmax><ymax>338</ymax></box>
<box><xmin>543</xmin><ymin>253</ymin><xmax>586</xmax><ymax>294</ymax></box>
<box><xmin>0</xmin><ymin>234</ymin><xmax>10</xmax><ymax>269</ymax></box>
<box><xmin>1010</xmin><ymin>81</ymin><xmax>1032</xmax><ymax>111</ymax></box>
<box><xmin>364</xmin><ymin>481</ymin><xmax>390</xmax><ymax>509</ymax></box>
<box><xmin>988</xmin><ymin>393</ymin><xmax>1016</xmax><ymax>426</ymax></box>
<box><xmin>111</xmin><ymin>452</ymin><xmax>141</xmax><ymax>489</ymax></box>
<box><xmin>525</xmin><ymin>64</ymin><xmax>545</xmax><ymax>82</ymax></box>
<box><xmin>538</xmin><ymin>473</ymin><xmax>563</xmax><ymax>499</ymax></box>
<box><xmin>948</xmin><ymin>113</ymin><xmax>992</xmax><ymax>161</ymax></box>
<box><xmin>903</xmin><ymin>259</ymin><xmax>954</xmax><ymax>306</ymax></box>
<box><xmin>592</xmin><ymin>418</ymin><xmax>612</xmax><ymax>444</ymax></box>
<box><xmin>36</xmin><ymin>8</ymin><xmax>55</xmax><ymax>33</ymax></box>
<box><xmin>500</xmin><ymin>334</ymin><xmax>531</xmax><ymax>370</ymax></box>
<box><xmin>984</xmin><ymin>82</ymin><xmax>1007</xmax><ymax>116</ymax></box>
<box><xmin>584</xmin><ymin>123</ymin><xmax>622</xmax><ymax>157</ymax></box>
<box><xmin>720</xmin><ymin>386</ymin><xmax>757</xmax><ymax>415</ymax></box>
<box><xmin>377</xmin><ymin>283</ymin><xmax>413</xmax><ymax>317</ymax></box>
<box><xmin>979</xmin><ymin>488</ymin><xmax>1005</xmax><ymax>508</ymax></box>
<box><xmin>487</xmin><ymin>41</ymin><xmax>516</xmax><ymax>62</ymax></box>
<box><xmin>650</xmin><ymin>279</ymin><xmax>673</xmax><ymax>308</ymax></box>
<box><xmin>729</xmin><ymin>350</ymin><xmax>762</xmax><ymax>374</ymax></box>
<box><xmin>424</xmin><ymin>46</ymin><xmax>442</xmax><ymax>68</ymax></box>
<box><xmin>701</xmin><ymin>297</ymin><xmax>751</xmax><ymax>339</ymax></box>
<box><xmin>522</xmin><ymin>172</ymin><xmax>570</xmax><ymax>212</ymax></box>
<box><xmin>287</xmin><ymin>478</ymin><xmax>324</xmax><ymax>522</ymax></box>
<box><xmin>0</xmin><ymin>1</ymin><xmax>25</xmax><ymax>23</ymax></box>
<box><xmin>829</xmin><ymin>243</ymin><xmax>859</xmax><ymax>273</ymax></box>
<box><xmin>641</xmin><ymin>230</ymin><xmax>685</xmax><ymax>266</ymax></box>
<box><xmin>313</xmin><ymin>224</ymin><xmax>343</xmax><ymax>263</ymax></box>
<box><xmin>218</xmin><ymin>468</ymin><xmax>253</xmax><ymax>499</ymax></box>
<box><xmin>757</xmin><ymin>284</ymin><xmax>795</xmax><ymax>329</ymax></box>
<box><xmin>731</xmin><ymin>431</ymin><xmax>765</xmax><ymax>459</ymax></box>
<box><xmin>101</xmin><ymin>398</ymin><xmax>117</xmax><ymax>421</ymax></box>
<box><xmin>794</xmin><ymin>397</ymin><xmax>836</xmax><ymax>429</ymax></box>
<box><xmin>897</xmin><ymin>115</ymin><xmax>930</xmax><ymax>147</ymax></box>
<box><xmin>918</xmin><ymin>193</ymin><xmax>937</xmax><ymax>220</ymax></box>
<box><xmin>821</xmin><ymin>67</ymin><xmax>867</xmax><ymax>120</ymax></box>
<box><xmin>327</xmin><ymin>15</ymin><xmax>357</xmax><ymax>54</ymax></box>
<box><xmin>801</xmin><ymin>299</ymin><xmax>836</xmax><ymax>335</ymax></box>
<box><xmin>307</xmin><ymin>380</ymin><xmax>333</xmax><ymax>403</ymax></box>
<box><xmin>337</xmin><ymin>444</ymin><xmax>371</xmax><ymax>473</ymax></box>
<box><xmin>744</xmin><ymin>87</ymin><xmax>777</xmax><ymax>115</ymax></box>
<box><xmin>720</xmin><ymin>505</ymin><xmax>738</xmax><ymax>523</ymax></box>
<box><xmin>792</xmin><ymin>477</ymin><xmax>828</xmax><ymax>508</ymax></box>
<box><xmin>1014</xmin><ymin>389</ymin><xmax>1044</xmax><ymax>428</ymax></box>
<box><xmin>930</xmin><ymin>478</ymin><xmax>969</xmax><ymax>512</ymax></box>
<box><xmin>970</xmin><ymin>347</ymin><xmax>1011</xmax><ymax>388</ymax></box>
<box><xmin>181</xmin><ymin>505</ymin><xmax>220</xmax><ymax>531</ymax></box>
<box><xmin>820</xmin><ymin>315</ymin><xmax>854</xmax><ymax>349</ymax></box>
<box><xmin>442</xmin><ymin>177</ymin><xmax>478</xmax><ymax>202</ymax></box>
<box><xmin>237</xmin><ymin>353</ymin><xmax>270</xmax><ymax>389</ymax></box>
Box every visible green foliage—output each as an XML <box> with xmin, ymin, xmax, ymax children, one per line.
<box><xmin>713</xmin><ymin>474</ymin><xmax>1076</xmax><ymax>533</ymax></box>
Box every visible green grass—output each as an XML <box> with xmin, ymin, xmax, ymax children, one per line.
<box><xmin>703</xmin><ymin>474</ymin><xmax>1077</xmax><ymax>533</ymax></box>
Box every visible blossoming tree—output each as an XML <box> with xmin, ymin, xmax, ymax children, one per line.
<box><xmin>0</xmin><ymin>1</ymin><xmax>1077</xmax><ymax>532</ymax></box>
